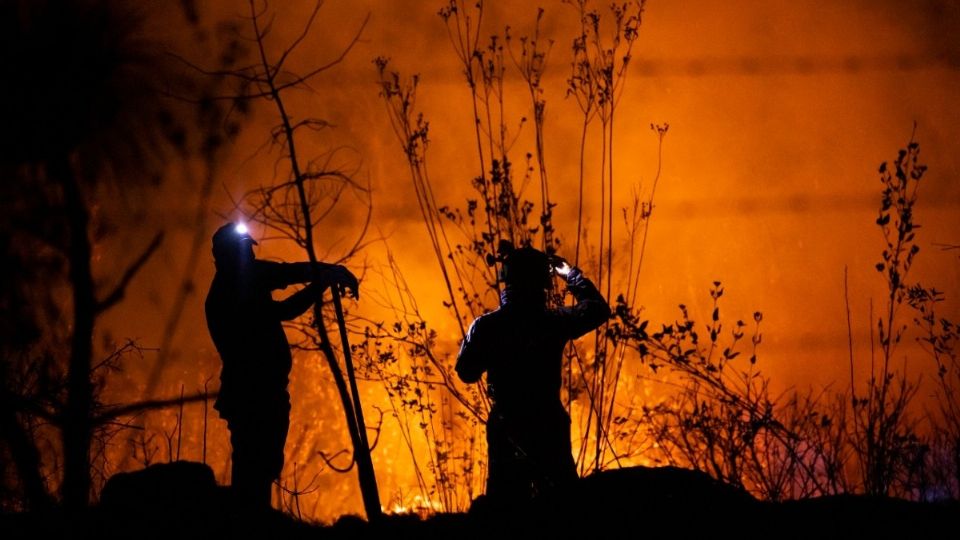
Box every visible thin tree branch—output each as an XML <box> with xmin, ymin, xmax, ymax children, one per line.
<box><xmin>94</xmin><ymin>391</ymin><xmax>216</xmax><ymax>423</ymax></box>
<box><xmin>95</xmin><ymin>232</ymin><xmax>164</xmax><ymax>314</ymax></box>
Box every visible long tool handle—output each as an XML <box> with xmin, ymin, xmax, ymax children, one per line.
<box><xmin>331</xmin><ymin>287</ymin><xmax>381</xmax><ymax>520</ymax></box>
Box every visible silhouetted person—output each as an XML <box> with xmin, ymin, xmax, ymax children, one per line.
<box><xmin>456</xmin><ymin>243</ymin><xmax>610</xmax><ymax>507</ymax></box>
<box><xmin>205</xmin><ymin>222</ymin><xmax>358</xmax><ymax>508</ymax></box>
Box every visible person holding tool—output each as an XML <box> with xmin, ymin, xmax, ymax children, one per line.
<box><xmin>456</xmin><ymin>241</ymin><xmax>611</xmax><ymax>508</ymax></box>
<box><xmin>205</xmin><ymin>221</ymin><xmax>359</xmax><ymax>508</ymax></box>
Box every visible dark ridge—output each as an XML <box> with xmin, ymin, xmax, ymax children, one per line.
<box><xmin>2</xmin><ymin>462</ymin><xmax>957</xmax><ymax>540</ymax></box>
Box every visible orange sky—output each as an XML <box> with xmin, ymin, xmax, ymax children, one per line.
<box><xmin>93</xmin><ymin>0</ymin><xmax>960</xmax><ymax>521</ymax></box>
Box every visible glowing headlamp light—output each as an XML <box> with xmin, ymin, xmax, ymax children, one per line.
<box><xmin>235</xmin><ymin>222</ymin><xmax>249</xmax><ymax>235</ymax></box>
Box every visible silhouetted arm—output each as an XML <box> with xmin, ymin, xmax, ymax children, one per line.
<box><xmin>456</xmin><ymin>318</ymin><xmax>489</xmax><ymax>383</ymax></box>
<box><xmin>556</xmin><ymin>268</ymin><xmax>611</xmax><ymax>340</ymax></box>
<box><xmin>257</xmin><ymin>260</ymin><xmax>359</xmax><ymax>298</ymax></box>
<box><xmin>256</xmin><ymin>260</ymin><xmax>329</xmax><ymax>288</ymax></box>
<box><xmin>271</xmin><ymin>281</ymin><xmax>322</xmax><ymax>321</ymax></box>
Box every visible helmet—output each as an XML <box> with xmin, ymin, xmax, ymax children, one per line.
<box><xmin>500</xmin><ymin>245</ymin><xmax>551</xmax><ymax>290</ymax></box>
<box><xmin>212</xmin><ymin>222</ymin><xmax>258</xmax><ymax>262</ymax></box>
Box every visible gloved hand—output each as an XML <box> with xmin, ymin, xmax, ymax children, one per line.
<box><xmin>548</xmin><ymin>255</ymin><xmax>573</xmax><ymax>277</ymax></box>
<box><xmin>325</xmin><ymin>265</ymin><xmax>360</xmax><ymax>299</ymax></box>
<box><xmin>548</xmin><ymin>254</ymin><xmax>585</xmax><ymax>285</ymax></box>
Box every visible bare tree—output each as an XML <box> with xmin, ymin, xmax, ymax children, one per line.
<box><xmin>0</xmin><ymin>0</ymin><xmax>238</xmax><ymax>509</ymax></box>
<box><xmin>181</xmin><ymin>0</ymin><xmax>382</xmax><ymax>520</ymax></box>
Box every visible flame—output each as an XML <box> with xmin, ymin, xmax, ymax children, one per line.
<box><xmin>386</xmin><ymin>494</ymin><xmax>444</xmax><ymax>518</ymax></box>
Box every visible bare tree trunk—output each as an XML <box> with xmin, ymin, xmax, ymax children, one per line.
<box><xmin>58</xmin><ymin>156</ymin><xmax>95</xmax><ymax>509</ymax></box>
<box><xmin>274</xmin><ymin>96</ymin><xmax>382</xmax><ymax>520</ymax></box>
<box><xmin>251</xmin><ymin>3</ymin><xmax>381</xmax><ymax>514</ymax></box>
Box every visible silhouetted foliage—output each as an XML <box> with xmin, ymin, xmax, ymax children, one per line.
<box><xmin>195</xmin><ymin>0</ymin><xmax>381</xmax><ymax>520</ymax></box>
<box><xmin>0</xmin><ymin>0</ymin><xmax>241</xmax><ymax>510</ymax></box>
<box><xmin>374</xmin><ymin>0</ymin><xmax>958</xmax><ymax>512</ymax></box>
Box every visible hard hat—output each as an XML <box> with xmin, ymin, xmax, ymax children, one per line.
<box><xmin>500</xmin><ymin>245</ymin><xmax>551</xmax><ymax>288</ymax></box>
<box><xmin>212</xmin><ymin>221</ymin><xmax>258</xmax><ymax>260</ymax></box>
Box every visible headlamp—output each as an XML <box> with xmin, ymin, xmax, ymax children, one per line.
<box><xmin>230</xmin><ymin>222</ymin><xmax>258</xmax><ymax>245</ymax></box>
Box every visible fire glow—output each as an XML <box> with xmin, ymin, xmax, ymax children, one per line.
<box><xmin>4</xmin><ymin>0</ymin><xmax>958</xmax><ymax>523</ymax></box>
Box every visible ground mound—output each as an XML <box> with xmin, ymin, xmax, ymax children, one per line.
<box><xmin>2</xmin><ymin>461</ymin><xmax>956</xmax><ymax>539</ymax></box>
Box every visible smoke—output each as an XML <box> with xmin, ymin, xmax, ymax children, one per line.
<box><xmin>78</xmin><ymin>0</ymin><xmax>960</xmax><ymax>521</ymax></box>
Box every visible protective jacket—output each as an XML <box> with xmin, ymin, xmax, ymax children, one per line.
<box><xmin>456</xmin><ymin>268</ymin><xmax>610</xmax><ymax>500</ymax></box>
<box><xmin>205</xmin><ymin>260</ymin><xmax>323</xmax><ymax>418</ymax></box>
